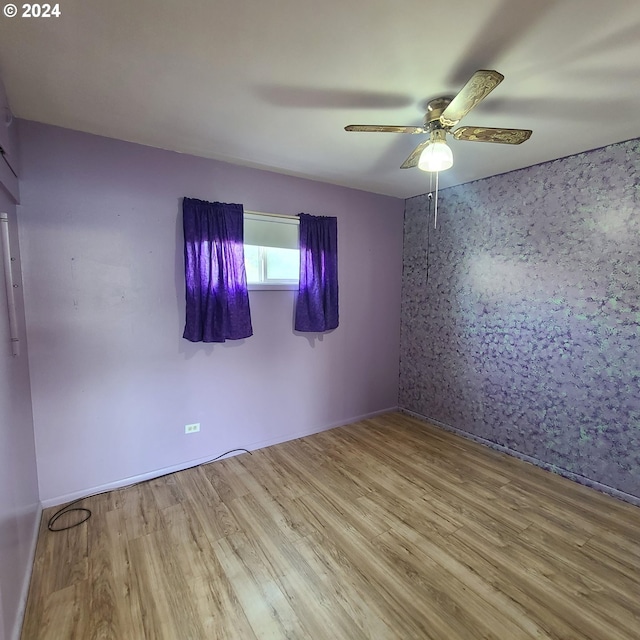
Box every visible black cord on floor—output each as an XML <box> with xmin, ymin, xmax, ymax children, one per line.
<box><xmin>47</xmin><ymin>448</ymin><xmax>252</xmax><ymax>532</ymax></box>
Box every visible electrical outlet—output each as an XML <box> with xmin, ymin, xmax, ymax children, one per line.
<box><xmin>185</xmin><ymin>423</ymin><xmax>200</xmax><ymax>434</ymax></box>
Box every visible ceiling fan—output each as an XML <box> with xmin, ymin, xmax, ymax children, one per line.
<box><xmin>345</xmin><ymin>70</ymin><xmax>532</xmax><ymax>172</ymax></box>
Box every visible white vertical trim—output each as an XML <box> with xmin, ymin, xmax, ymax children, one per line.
<box><xmin>0</xmin><ymin>212</ymin><xmax>19</xmax><ymax>356</ymax></box>
<box><xmin>10</xmin><ymin>503</ymin><xmax>42</xmax><ymax>640</ymax></box>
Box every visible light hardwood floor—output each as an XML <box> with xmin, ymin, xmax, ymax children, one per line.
<box><xmin>21</xmin><ymin>413</ymin><xmax>640</xmax><ymax>639</ymax></box>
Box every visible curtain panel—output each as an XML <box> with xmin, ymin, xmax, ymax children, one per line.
<box><xmin>182</xmin><ymin>198</ymin><xmax>253</xmax><ymax>342</ymax></box>
<box><xmin>295</xmin><ymin>213</ymin><xmax>339</xmax><ymax>332</ymax></box>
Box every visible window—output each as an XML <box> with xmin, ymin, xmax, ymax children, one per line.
<box><xmin>244</xmin><ymin>212</ymin><xmax>299</xmax><ymax>290</ymax></box>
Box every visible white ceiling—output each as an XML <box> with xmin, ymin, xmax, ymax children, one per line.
<box><xmin>1</xmin><ymin>0</ymin><xmax>639</xmax><ymax>198</ymax></box>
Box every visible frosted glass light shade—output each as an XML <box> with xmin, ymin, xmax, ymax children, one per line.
<box><xmin>418</xmin><ymin>141</ymin><xmax>453</xmax><ymax>172</ymax></box>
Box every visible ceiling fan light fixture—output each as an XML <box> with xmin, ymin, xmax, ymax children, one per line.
<box><xmin>418</xmin><ymin>141</ymin><xmax>453</xmax><ymax>172</ymax></box>
<box><xmin>418</xmin><ymin>129</ymin><xmax>453</xmax><ymax>172</ymax></box>
<box><xmin>345</xmin><ymin>70</ymin><xmax>532</xmax><ymax>172</ymax></box>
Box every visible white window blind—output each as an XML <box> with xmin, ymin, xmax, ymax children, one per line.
<box><xmin>244</xmin><ymin>212</ymin><xmax>299</xmax><ymax>249</ymax></box>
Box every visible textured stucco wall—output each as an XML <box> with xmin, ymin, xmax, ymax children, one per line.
<box><xmin>400</xmin><ymin>138</ymin><xmax>640</xmax><ymax>498</ymax></box>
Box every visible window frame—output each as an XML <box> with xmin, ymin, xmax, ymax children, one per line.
<box><xmin>243</xmin><ymin>212</ymin><xmax>300</xmax><ymax>291</ymax></box>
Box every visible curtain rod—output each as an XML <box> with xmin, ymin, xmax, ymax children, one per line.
<box><xmin>244</xmin><ymin>210</ymin><xmax>299</xmax><ymax>221</ymax></box>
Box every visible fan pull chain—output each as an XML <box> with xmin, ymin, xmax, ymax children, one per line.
<box><xmin>428</xmin><ymin>171</ymin><xmax>435</xmax><ymax>229</ymax></box>
<box><xmin>427</xmin><ymin>171</ymin><xmax>439</xmax><ymax>229</ymax></box>
<box><xmin>434</xmin><ymin>171</ymin><xmax>439</xmax><ymax>229</ymax></box>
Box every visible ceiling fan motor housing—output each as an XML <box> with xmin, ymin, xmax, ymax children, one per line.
<box><xmin>425</xmin><ymin>97</ymin><xmax>453</xmax><ymax>128</ymax></box>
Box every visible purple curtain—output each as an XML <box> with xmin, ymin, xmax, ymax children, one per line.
<box><xmin>182</xmin><ymin>198</ymin><xmax>253</xmax><ymax>342</ymax></box>
<box><xmin>295</xmin><ymin>213</ymin><xmax>339</xmax><ymax>332</ymax></box>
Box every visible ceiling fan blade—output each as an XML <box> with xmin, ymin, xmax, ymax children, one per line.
<box><xmin>345</xmin><ymin>125</ymin><xmax>425</xmax><ymax>134</ymax></box>
<box><xmin>400</xmin><ymin>140</ymin><xmax>430</xmax><ymax>169</ymax></box>
<box><xmin>453</xmin><ymin>126</ymin><xmax>532</xmax><ymax>144</ymax></box>
<box><xmin>440</xmin><ymin>70</ymin><xmax>504</xmax><ymax>128</ymax></box>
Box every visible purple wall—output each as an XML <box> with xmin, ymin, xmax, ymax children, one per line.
<box><xmin>400</xmin><ymin>138</ymin><xmax>640</xmax><ymax>500</ymax></box>
<box><xmin>0</xmin><ymin>199</ymin><xmax>39</xmax><ymax>639</ymax></box>
<box><xmin>17</xmin><ymin>120</ymin><xmax>404</xmax><ymax>505</ymax></box>
<box><xmin>0</xmin><ymin>191</ymin><xmax>39</xmax><ymax>640</ymax></box>
<box><xmin>0</xmin><ymin>72</ymin><xmax>39</xmax><ymax>640</ymax></box>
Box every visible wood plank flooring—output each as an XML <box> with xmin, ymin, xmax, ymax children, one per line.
<box><xmin>21</xmin><ymin>412</ymin><xmax>640</xmax><ymax>639</ymax></box>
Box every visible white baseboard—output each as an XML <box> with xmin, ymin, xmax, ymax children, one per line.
<box><xmin>11</xmin><ymin>501</ymin><xmax>42</xmax><ymax>640</ymax></box>
<box><xmin>246</xmin><ymin>406</ymin><xmax>398</xmax><ymax>451</ymax></box>
<box><xmin>402</xmin><ymin>408</ymin><xmax>640</xmax><ymax>508</ymax></box>
<box><xmin>41</xmin><ymin>406</ymin><xmax>398</xmax><ymax>509</ymax></box>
